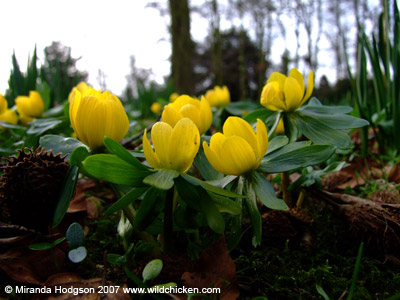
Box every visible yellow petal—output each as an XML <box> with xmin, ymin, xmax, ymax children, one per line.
<box><xmin>168</xmin><ymin>118</ymin><xmax>200</xmax><ymax>173</ymax></box>
<box><xmin>102</xmin><ymin>93</ymin><xmax>129</xmax><ymax>143</ymax></box>
<box><xmin>75</xmin><ymin>96</ymin><xmax>106</xmax><ymax>148</ymax></box>
<box><xmin>223</xmin><ymin>116</ymin><xmax>258</xmax><ymax>157</ymax></box>
<box><xmin>0</xmin><ymin>109</ymin><xmax>18</xmax><ymax>125</ymax></box>
<box><xmin>171</xmin><ymin>95</ymin><xmax>200</xmax><ymax>110</ymax></box>
<box><xmin>284</xmin><ymin>77</ymin><xmax>303</xmax><ymax>111</ymax></box>
<box><xmin>143</xmin><ymin>128</ymin><xmax>162</xmax><ymax>169</ymax></box>
<box><xmin>255</xmin><ymin>119</ymin><xmax>268</xmax><ymax>166</ymax></box>
<box><xmin>199</xmin><ymin>96</ymin><xmax>212</xmax><ymax>134</ymax></box>
<box><xmin>203</xmin><ymin>140</ymin><xmax>229</xmax><ymax>175</ymax></box>
<box><xmin>28</xmin><ymin>91</ymin><xmax>44</xmax><ymax>117</ymax></box>
<box><xmin>267</xmin><ymin>72</ymin><xmax>287</xmax><ymax>91</ymax></box>
<box><xmin>69</xmin><ymin>88</ymin><xmax>83</xmax><ymax>139</ymax></box>
<box><xmin>300</xmin><ymin>70</ymin><xmax>314</xmax><ymax>106</ymax></box>
<box><xmin>289</xmin><ymin>68</ymin><xmax>305</xmax><ymax>98</ymax></box>
<box><xmin>161</xmin><ymin>105</ymin><xmax>182</xmax><ymax>128</ymax></box>
<box><xmin>260</xmin><ymin>82</ymin><xmax>287</xmax><ymax>111</ymax></box>
<box><xmin>151</xmin><ymin>121</ymin><xmax>173</xmax><ymax>169</ymax></box>
<box><xmin>179</xmin><ymin>104</ymin><xmax>201</xmax><ymax>132</ymax></box>
<box><xmin>221</xmin><ymin>136</ymin><xmax>257</xmax><ymax>176</ymax></box>
<box><xmin>0</xmin><ymin>94</ymin><xmax>7</xmax><ymax>114</ymax></box>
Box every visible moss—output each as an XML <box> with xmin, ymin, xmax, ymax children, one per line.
<box><xmin>234</xmin><ymin>204</ymin><xmax>400</xmax><ymax>299</ymax></box>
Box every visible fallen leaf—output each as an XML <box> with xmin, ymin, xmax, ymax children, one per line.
<box><xmin>0</xmin><ymin>246</ymin><xmax>65</xmax><ymax>284</ymax></box>
<box><xmin>181</xmin><ymin>236</ymin><xmax>239</xmax><ymax>300</ymax></box>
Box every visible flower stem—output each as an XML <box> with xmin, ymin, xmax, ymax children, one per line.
<box><xmin>281</xmin><ymin>171</ymin><xmax>292</xmax><ymax>207</ymax></box>
<box><xmin>163</xmin><ymin>186</ymin><xmax>175</xmax><ymax>254</ymax></box>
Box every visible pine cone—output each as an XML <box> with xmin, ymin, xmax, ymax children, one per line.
<box><xmin>0</xmin><ymin>146</ymin><xmax>69</xmax><ymax>232</ymax></box>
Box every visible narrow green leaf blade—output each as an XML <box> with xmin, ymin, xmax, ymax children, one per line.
<box><xmin>105</xmin><ymin>187</ymin><xmax>149</xmax><ymax>215</ymax></box>
<box><xmin>134</xmin><ymin>188</ymin><xmax>165</xmax><ymax>231</ymax></box>
<box><xmin>52</xmin><ymin>165</ymin><xmax>79</xmax><ymax>228</ymax></box>
<box><xmin>259</xmin><ymin>145</ymin><xmax>335</xmax><ymax>174</ymax></box>
<box><xmin>83</xmin><ymin>154</ymin><xmax>151</xmax><ymax>186</ymax></box>
<box><xmin>104</xmin><ymin>137</ymin><xmax>149</xmax><ymax>171</ymax></box>
<box><xmin>181</xmin><ymin>174</ymin><xmax>242</xmax><ymax>198</ymax></box>
<box><xmin>208</xmin><ymin>193</ymin><xmax>241</xmax><ymax>215</ymax></box>
<box><xmin>294</xmin><ymin>112</ymin><xmax>352</xmax><ymax>148</ymax></box>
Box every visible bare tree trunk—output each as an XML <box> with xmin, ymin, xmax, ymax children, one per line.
<box><xmin>169</xmin><ymin>0</ymin><xmax>194</xmax><ymax>94</ymax></box>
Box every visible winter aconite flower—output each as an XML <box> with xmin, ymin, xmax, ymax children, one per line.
<box><xmin>15</xmin><ymin>91</ymin><xmax>44</xmax><ymax>124</ymax></box>
<box><xmin>151</xmin><ymin>102</ymin><xmax>163</xmax><ymax>115</ymax></box>
<box><xmin>161</xmin><ymin>95</ymin><xmax>212</xmax><ymax>135</ymax></box>
<box><xmin>203</xmin><ymin>117</ymin><xmax>268</xmax><ymax>176</ymax></box>
<box><xmin>0</xmin><ymin>94</ymin><xmax>17</xmax><ymax>126</ymax></box>
<box><xmin>69</xmin><ymin>84</ymin><xmax>129</xmax><ymax>149</ymax></box>
<box><xmin>205</xmin><ymin>85</ymin><xmax>230</xmax><ymax>108</ymax></box>
<box><xmin>0</xmin><ymin>94</ymin><xmax>7</xmax><ymax>114</ymax></box>
<box><xmin>143</xmin><ymin>118</ymin><xmax>200</xmax><ymax>173</ymax></box>
<box><xmin>260</xmin><ymin>68</ymin><xmax>314</xmax><ymax>112</ymax></box>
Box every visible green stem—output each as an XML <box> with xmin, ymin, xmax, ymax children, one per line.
<box><xmin>163</xmin><ymin>187</ymin><xmax>175</xmax><ymax>254</ymax></box>
<box><xmin>50</xmin><ymin>248</ymin><xmax>60</xmax><ymax>272</ymax></box>
<box><xmin>282</xmin><ymin>171</ymin><xmax>292</xmax><ymax>207</ymax></box>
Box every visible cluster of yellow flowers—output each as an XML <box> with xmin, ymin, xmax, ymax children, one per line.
<box><xmin>0</xmin><ymin>91</ymin><xmax>45</xmax><ymax>127</ymax></box>
<box><xmin>67</xmin><ymin>68</ymin><xmax>312</xmax><ymax>176</ymax></box>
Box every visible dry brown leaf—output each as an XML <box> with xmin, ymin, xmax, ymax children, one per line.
<box><xmin>0</xmin><ymin>247</ymin><xmax>65</xmax><ymax>284</ymax></box>
<box><xmin>32</xmin><ymin>273</ymin><xmax>130</xmax><ymax>300</ymax></box>
<box><xmin>181</xmin><ymin>237</ymin><xmax>239</xmax><ymax>300</ymax></box>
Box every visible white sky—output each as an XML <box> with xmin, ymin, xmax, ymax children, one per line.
<box><xmin>0</xmin><ymin>0</ymin><xmax>172</xmax><ymax>96</ymax></box>
<box><xmin>0</xmin><ymin>0</ymin><xmax>345</xmax><ymax>98</ymax></box>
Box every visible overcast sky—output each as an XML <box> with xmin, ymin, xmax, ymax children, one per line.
<box><xmin>0</xmin><ymin>0</ymin><xmax>340</xmax><ymax>98</ymax></box>
<box><xmin>0</xmin><ymin>0</ymin><xmax>175</xmax><ymax>96</ymax></box>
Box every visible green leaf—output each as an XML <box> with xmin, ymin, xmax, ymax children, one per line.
<box><xmin>142</xmin><ymin>259</ymin><xmax>163</xmax><ymax>282</ymax></box>
<box><xmin>134</xmin><ymin>188</ymin><xmax>165</xmax><ymax>231</ymax></box>
<box><xmin>316</xmin><ymin>285</ymin><xmax>331</xmax><ymax>300</ymax></box>
<box><xmin>66</xmin><ymin>222</ymin><xmax>84</xmax><ymax>249</ymax></box>
<box><xmin>244</xmin><ymin>180</ymin><xmax>262</xmax><ymax>247</ymax></box>
<box><xmin>243</xmin><ymin>108</ymin><xmax>273</xmax><ymax>123</ymax></box>
<box><xmin>194</xmin><ymin>146</ymin><xmax>224</xmax><ymax>181</ymax></box>
<box><xmin>103</xmin><ymin>137</ymin><xmax>149</xmax><ymax>171</ymax></box>
<box><xmin>175</xmin><ymin>177</ymin><xmax>225</xmax><ymax>234</ymax></box>
<box><xmin>69</xmin><ymin>146</ymin><xmax>90</xmax><ymax>166</ymax></box>
<box><xmin>259</xmin><ymin>144</ymin><xmax>335</xmax><ymax>174</ymax></box>
<box><xmin>143</xmin><ymin>169</ymin><xmax>180</xmax><ymax>190</ymax></box>
<box><xmin>107</xmin><ymin>254</ymin><xmax>127</xmax><ymax>266</ymax></box>
<box><xmin>205</xmin><ymin>175</ymin><xmax>237</xmax><ymax>188</ymax></box>
<box><xmin>68</xmin><ymin>246</ymin><xmax>87</xmax><ymax>263</ymax></box>
<box><xmin>266</xmin><ymin>135</ymin><xmax>289</xmax><ymax>154</ymax></box>
<box><xmin>27</xmin><ymin>118</ymin><xmax>64</xmax><ymax>135</ymax></box>
<box><xmin>52</xmin><ymin>165</ymin><xmax>79</xmax><ymax>228</ymax></box>
<box><xmin>40</xmin><ymin>135</ymin><xmax>88</xmax><ymax>160</ymax></box>
<box><xmin>283</xmin><ymin>113</ymin><xmax>298</xmax><ymax>143</ymax></box>
<box><xmin>225</xmin><ymin>101</ymin><xmax>261</xmax><ymax>116</ymax></box>
<box><xmin>105</xmin><ymin>187</ymin><xmax>149</xmax><ymax>215</ymax></box>
<box><xmin>293</xmin><ymin>112</ymin><xmax>352</xmax><ymax>148</ymax></box>
<box><xmin>208</xmin><ymin>193</ymin><xmax>241</xmax><ymax>215</ymax></box>
<box><xmin>29</xmin><ymin>242</ymin><xmax>54</xmax><ymax>251</ymax></box>
<box><xmin>83</xmin><ymin>154</ymin><xmax>151</xmax><ymax>186</ymax></box>
<box><xmin>181</xmin><ymin>174</ymin><xmax>243</xmax><ymax>198</ymax></box>
<box><xmin>264</xmin><ymin>141</ymin><xmax>310</xmax><ymax>161</ymax></box>
<box><xmin>301</xmin><ymin>110</ymin><xmax>369</xmax><ymax>129</ymax></box>
<box><xmin>252</xmin><ymin>172</ymin><xmax>288</xmax><ymax>210</ymax></box>
<box><xmin>0</xmin><ymin>121</ymin><xmax>25</xmax><ymax>130</ymax></box>
<box><xmin>300</xmin><ymin>103</ymin><xmax>353</xmax><ymax>115</ymax></box>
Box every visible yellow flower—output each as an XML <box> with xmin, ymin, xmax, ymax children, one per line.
<box><xmin>143</xmin><ymin>118</ymin><xmax>200</xmax><ymax>173</ymax></box>
<box><xmin>68</xmin><ymin>81</ymin><xmax>90</xmax><ymax>103</ymax></box>
<box><xmin>15</xmin><ymin>91</ymin><xmax>44</xmax><ymax>124</ymax></box>
<box><xmin>203</xmin><ymin>117</ymin><xmax>268</xmax><ymax>176</ymax></box>
<box><xmin>169</xmin><ymin>92</ymin><xmax>179</xmax><ymax>103</ymax></box>
<box><xmin>69</xmin><ymin>85</ymin><xmax>129</xmax><ymax>149</ymax></box>
<box><xmin>151</xmin><ymin>102</ymin><xmax>163</xmax><ymax>115</ymax></box>
<box><xmin>260</xmin><ymin>68</ymin><xmax>314</xmax><ymax>112</ymax></box>
<box><xmin>161</xmin><ymin>95</ymin><xmax>212</xmax><ymax>135</ymax></box>
<box><xmin>205</xmin><ymin>85</ymin><xmax>230</xmax><ymax>108</ymax></box>
<box><xmin>0</xmin><ymin>109</ymin><xmax>18</xmax><ymax>126</ymax></box>
<box><xmin>0</xmin><ymin>94</ymin><xmax>8</xmax><ymax>114</ymax></box>
<box><xmin>275</xmin><ymin>118</ymin><xmax>285</xmax><ymax>134</ymax></box>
